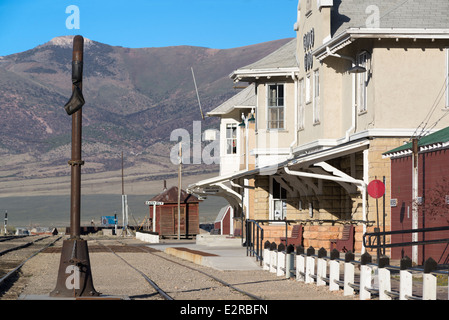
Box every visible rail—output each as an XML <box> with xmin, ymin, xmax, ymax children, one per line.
<box><xmin>246</xmin><ymin>219</ymin><xmax>307</xmax><ymax>266</ymax></box>
<box><xmin>363</xmin><ymin>225</ymin><xmax>449</xmax><ymax>249</ymax></box>
<box><xmin>245</xmin><ymin>220</ymin><xmax>265</xmax><ymax>265</ymax></box>
<box><xmin>98</xmin><ymin>240</ymin><xmax>264</xmax><ymax>300</ymax></box>
<box><xmin>0</xmin><ymin>236</ymin><xmax>62</xmax><ymax>288</ymax></box>
<box><xmin>0</xmin><ymin>235</ymin><xmax>50</xmax><ymax>256</ymax></box>
<box><xmin>261</xmin><ymin>243</ymin><xmax>449</xmax><ymax>300</ymax></box>
<box><xmin>245</xmin><ymin>218</ymin><xmax>374</xmax><ymax>265</ymax></box>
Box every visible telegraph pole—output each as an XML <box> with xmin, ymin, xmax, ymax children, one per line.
<box><xmin>121</xmin><ymin>151</ymin><xmax>129</xmax><ymax>236</ymax></box>
<box><xmin>3</xmin><ymin>210</ymin><xmax>7</xmax><ymax>235</ymax></box>
<box><xmin>178</xmin><ymin>143</ymin><xmax>182</xmax><ymax>240</ymax></box>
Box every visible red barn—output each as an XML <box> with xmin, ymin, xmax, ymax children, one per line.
<box><xmin>146</xmin><ymin>186</ymin><xmax>200</xmax><ymax>238</ymax></box>
<box><xmin>384</xmin><ymin>127</ymin><xmax>449</xmax><ymax>263</ymax></box>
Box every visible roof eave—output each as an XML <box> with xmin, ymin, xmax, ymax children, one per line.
<box><xmin>230</xmin><ymin>67</ymin><xmax>300</xmax><ymax>82</ymax></box>
<box><xmin>207</xmin><ymin>105</ymin><xmax>254</xmax><ymax>117</ymax></box>
<box><xmin>383</xmin><ymin>141</ymin><xmax>449</xmax><ymax>159</ymax></box>
<box><xmin>314</xmin><ymin>28</ymin><xmax>449</xmax><ymax>60</ymax></box>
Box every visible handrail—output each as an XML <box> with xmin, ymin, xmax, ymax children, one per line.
<box><xmin>245</xmin><ymin>220</ymin><xmax>264</xmax><ymax>265</ymax></box>
<box><xmin>363</xmin><ymin>225</ymin><xmax>449</xmax><ymax>249</ymax></box>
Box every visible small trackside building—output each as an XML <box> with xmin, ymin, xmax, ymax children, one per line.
<box><xmin>384</xmin><ymin>126</ymin><xmax>449</xmax><ymax>264</ymax></box>
<box><xmin>146</xmin><ymin>186</ymin><xmax>201</xmax><ymax>238</ymax></box>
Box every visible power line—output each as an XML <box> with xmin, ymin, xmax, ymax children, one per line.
<box><xmin>410</xmin><ymin>75</ymin><xmax>448</xmax><ymax>141</ymax></box>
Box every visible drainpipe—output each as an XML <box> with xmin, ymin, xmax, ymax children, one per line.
<box><xmin>246</xmin><ymin>116</ymin><xmax>249</xmax><ymax>171</ymax></box>
<box><xmin>362</xmin><ymin>149</ymin><xmax>369</xmax><ymax>254</ymax></box>
<box><xmin>345</xmin><ymin>79</ymin><xmax>356</xmax><ymax>143</ymax></box>
<box><xmin>284</xmin><ymin>166</ymin><xmax>364</xmax><ymax>185</ymax></box>
<box><xmin>289</xmin><ymin>73</ymin><xmax>298</xmax><ymax>159</ymax></box>
<box><xmin>325</xmin><ymin>46</ymin><xmax>356</xmax><ymax>65</ymax></box>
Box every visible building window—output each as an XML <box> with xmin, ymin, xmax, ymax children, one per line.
<box><xmin>298</xmin><ymin>78</ymin><xmax>305</xmax><ymax>130</ymax></box>
<box><xmin>356</xmin><ymin>51</ymin><xmax>370</xmax><ymax>113</ymax></box>
<box><xmin>271</xmin><ymin>178</ymin><xmax>287</xmax><ymax>220</ymax></box>
<box><xmin>267</xmin><ymin>83</ymin><xmax>285</xmax><ymax>129</ymax></box>
<box><xmin>313</xmin><ymin>69</ymin><xmax>320</xmax><ymax>124</ymax></box>
<box><xmin>226</xmin><ymin>123</ymin><xmax>237</xmax><ymax>154</ymax></box>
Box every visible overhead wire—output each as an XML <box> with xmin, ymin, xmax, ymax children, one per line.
<box><xmin>411</xmin><ymin>75</ymin><xmax>449</xmax><ymax>141</ymax></box>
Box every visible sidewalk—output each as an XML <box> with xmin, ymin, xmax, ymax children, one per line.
<box><xmin>146</xmin><ymin>234</ymin><xmax>262</xmax><ymax>271</ymax></box>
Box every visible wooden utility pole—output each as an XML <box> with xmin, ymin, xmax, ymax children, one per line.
<box><xmin>121</xmin><ymin>151</ymin><xmax>124</xmax><ymax>195</ymax></box>
<box><xmin>121</xmin><ymin>151</ymin><xmax>129</xmax><ymax>236</ymax></box>
<box><xmin>177</xmin><ymin>143</ymin><xmax>182</xmax><ymax>240</ymax></box>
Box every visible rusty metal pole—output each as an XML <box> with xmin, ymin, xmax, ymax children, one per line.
<box><xmin>70</xmin><ymin>36</ymin><xmax>83</xmax><ymax>239</ymax></box>
<box><xmin>50</xmin><ymin>35</ymin><xmax>99</xmax><ymax>298</ymax></box>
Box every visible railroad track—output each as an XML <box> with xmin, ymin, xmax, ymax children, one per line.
<box><xmin>92</xmin><ymin>239</ymin><xmax>264</xmax><ymax>300</ymax></box>
<box><xmin>0</xmin><ymin>235</ymin><xmax>62</xmax><ymax>293</ymax></box>
<box><xmin>0</xmin><ymin>235</ymin><xmax>28</xmax><ymax>243</ymax></box>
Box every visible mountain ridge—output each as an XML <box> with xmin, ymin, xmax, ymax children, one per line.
<box><xmin>0</xmin><ymin>36</ymin><xmax>293</xmax><ymax>196</ymax></box>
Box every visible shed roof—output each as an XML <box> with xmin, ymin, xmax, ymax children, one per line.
<box><xmin>148</xmin><ymin>186</ymin><xmax>200</xmax><ymax>204</ymax></box>
<box><xmin>383</xmin><ymin>126</ymin><xmax>449</xmax><ymax>158</ymax></box>
<box><xmin>214</xmin><ymin>205</ymin><xmax>231</xmax><ymax>223</ymax></box>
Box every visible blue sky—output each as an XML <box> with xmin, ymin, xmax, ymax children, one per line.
<box><xmin>0</xmin><ymin>0</ymin><xmax>297</xmax><ymax>56</ymax></box>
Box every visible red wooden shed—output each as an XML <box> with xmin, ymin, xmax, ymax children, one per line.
<box><xmin>384</xmin><ymin>126</ymin><xmax>449</xmax><ymax>263</ymax></box>
<box><xmin>213</xmin><ymin>205</ymin><xmax>234</xmax><ymax>235</ymax></box>
<box><xmin>146</xmin><ymin>186</ymin><xmax>201</xmax><ymax>238</ymax></box>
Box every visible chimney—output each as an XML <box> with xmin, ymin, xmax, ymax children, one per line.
<box><xmin>163</xmin><ymin>180</ymin><xmax>167</xmax><ymax>191</ymax></box>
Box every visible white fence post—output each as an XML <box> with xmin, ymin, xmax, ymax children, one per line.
<box><xmin>263</xmin><ymin>241</ymin><xmax>271</xmax><ymax>271</ymax></box>
<box><xmin>329</xmin><ymin>249</ymin><xmax>340</xmax><ymax>291</ymax></box>
<box><xmin>277</xmin><ymin>243</ymin><xmax>286</xmax><ymax>277</ymax></box>
<box><xmin>378</xmin><ymin>255</ymin><xmax>392</xmax><ymax>300</ymax></box>
<box><xmin>269</xmin><ymin>242</ymin><xmax>277</xmax><ymax>274</ymax></box>
<box><xmin>305</xmin><ymin>246</ymin><xmax>315</xmax><ymax>284</ymax></box>
<box><xmin>359</xmin><ymin>252</ymin><xmax>373</xmax><ymax>300</ymax></box>
<box><xmin>316</xmin><ymin>247</ymin><xmax>327</xmax><ymax>286</ymax></box>
<box><xmin>343</xmin><ymin>251</ymin><xmax>355</xmax><ymax>296</ymax></box>
<box><xmin>399</xmin><ymin>256</ymin><xmax>412</xmax><ymax>300</ymax></box>
<box><xmin>423</xmin><ymin>257</ymin><xmax>437</xmax><ymax>300</ymax></box>
<box><xmin>258</xmin><ymin>240</ymin><xmax>443</xmax><ymax>301</ymax></box>
<box><xmin>296</xmin><ymin>246</ymin><xmax>305</xmax><ymax>282</ymax></box>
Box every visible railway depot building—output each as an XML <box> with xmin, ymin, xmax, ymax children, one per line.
<box><xmin>188</xmin><ymin>0</ymin><xmax>449</xmax><ymax>254</ymax></box>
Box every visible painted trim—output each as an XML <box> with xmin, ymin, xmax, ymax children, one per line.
<box><xmin>231</xmin><ymin>67</ymin><xmax>300</xmax><ymax>81</ymax></box>
<box><xmin>314</xmin><ymin>28</ymin><xmax>449</xmax><ymax>60</ymax></box>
